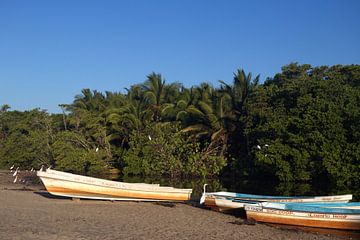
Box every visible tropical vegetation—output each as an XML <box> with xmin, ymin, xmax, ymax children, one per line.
<box><xmin>1</xmin><ymin>63</ymin><xmax>359</xmax><ymax>191</ymax></box>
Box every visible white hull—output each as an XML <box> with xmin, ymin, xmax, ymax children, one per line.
<box><xmin>37</xmin><ymin>169</ymin><xmax>192</xmax><ymax>201</ymax></box>
<box><xmin>200</xmin><ymin>187</ymin><xmax>352</xmax><ymax>212</ymax></box>
<box><xmin>213</xmin><ymin>195</ymin><xmax>353</xmax><ymax>211</ymax></box>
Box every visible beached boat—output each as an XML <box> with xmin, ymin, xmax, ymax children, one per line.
<box><xmin>214</xmin><ymin>194</ymin><xmax>353</xmax><ymax>212</ymax></box>
<box><xmin>244</xmin><ymin>202</ymin><xmax>360</xmax><ymax>230</ymax></box>
<box><xmin>200</xmin><ymin>185</ymin><xmax>352</xmax><ymax>212</ymax></box>
<box><xmin>37</xmin><ymin>168</ymin><xmax>192</xmax><ymax>201</ymax></box>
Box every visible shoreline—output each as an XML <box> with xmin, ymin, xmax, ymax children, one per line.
<box><xmin>0</xmin><ymin>170</ymin><xmax>356</xmax><ymax>240</ymax></box>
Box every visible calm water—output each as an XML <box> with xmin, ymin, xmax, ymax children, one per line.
<box><xmin>118</xmin><ymin>175</ymin><xmax>359</xmax><ymax>201</ymax></box>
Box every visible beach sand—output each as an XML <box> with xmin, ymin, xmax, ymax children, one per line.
<box><xmin>0</xmin><ymin>170</ymin><xmax>354</xmax><ymax>240</ymax></box>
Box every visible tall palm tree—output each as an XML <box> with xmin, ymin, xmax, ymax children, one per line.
<box><xmin>219</xmin><ymin>69</ymin><xmax>260</xmax><ymax>170</ymax></box>
<box><xmin>219</xmin><ymin>69</ymin><xmax>260</xmax><ymax>120</ymax></box>
<box><xmin>142</xmin><ymin>72</ymin><xmax>166</xmax><ymax>121</ymax></box>
<box><xmin>106</xmin><ymin>85</ymin><xmax>152</xmax><ymax>147</ymax></box>
<box><xmin>177</xmin><ymin>84</ymin><xmax>229</xmax><ymax>156</ymax></box>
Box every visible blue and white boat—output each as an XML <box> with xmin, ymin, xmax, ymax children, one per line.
<box><xmin>244</xmin><ymin>202</ymin><xmax>360</xmax><ymax>230</ymax></box>
<box><xmin>200</xmin><ymin>185</ymin><xmax>352</xmax><ymax>212</ymax></box>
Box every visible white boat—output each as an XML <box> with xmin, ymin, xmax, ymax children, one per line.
<box><xmin>37</xmin><ymin>168</ymin><xmax>192</xmax><ymax>201</ymax></box>
<box><xmin>200</xmin><ymin>185</ymin><xmax>352</xmax><ymax>212</ymax></box>
<box><xmin>213</xmin><ymin>194</ymin><xmax>353</xmax><ymax>212</ymax></box>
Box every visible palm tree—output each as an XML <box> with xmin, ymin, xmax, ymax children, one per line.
<box><xmin>219</xmin><ymin>69</ymin><xmax>260</xmax><ymax>120</ymax></box>
<box><xmin>219</xmin><ymin>68</ymin><xmax>260</xmax><ymax>171</ymax></box>
<box><xmin>176</xmin><ymin>84</ymin><xmax>229</xmax><ymax>156</ymax></box>
<box><xmin>65</xmin><ymin>89</ymin><xmax>115</xmax><ymax>160</ymax></box>
<box><xmin>77</xmin><ymin>89</ymin><xmax>106</xmax><ymax>112</ymax></box>
<box><xmin>161</xmin><ymin>86</ymin><xmax>193</xmax><ymax>122</ymax></box>
<box><xmin>105</xmin><ymin>85</ymin><xmax>153</xmax><ymax>148</ymax></box>
<box><xmin>142</xmin><ymin>72</ymin><xmax>166</xmax><ymax>121</ymax></box>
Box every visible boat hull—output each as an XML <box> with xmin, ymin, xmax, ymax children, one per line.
<box><xmin>38</xmin><ymin>170</ymin><xmax>192</xmax><ymax>201</ymax></box>
<box><xmin>245</xmin><ymin>204</ymin><xmax>360</xmax><ymax>230</ymax></box>
<box><xmin>203</xmin><ymin>192</ymin><xmax>352</xmax><ymax>212</ymax></box>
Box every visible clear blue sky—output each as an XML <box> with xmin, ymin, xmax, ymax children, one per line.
<box><xmin>1</xmin><ymin>0</ymin><xmax>359</xmax><ymax>113</ymax></box>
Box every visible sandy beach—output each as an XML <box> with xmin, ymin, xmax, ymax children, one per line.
<box><xmin>0</xmin><ymin>170</ymin><xmax>356</xmax><ymax>240</ymax></box>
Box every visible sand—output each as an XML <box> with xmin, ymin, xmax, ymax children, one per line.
<box><xmin>0</xmin><ymin>170</ymin><xmax>355</xmax><ymax>240</ymax></box>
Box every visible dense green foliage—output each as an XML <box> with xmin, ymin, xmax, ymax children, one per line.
<box><xmin>246</xmin><ymin>64</ymin><xmax>360</xmax><ymax>188</ymax></box>
<box><xmin>1</xmin><ymin>64</ymin><xmax>359</xmax><ymax>189</ymax></box>
<box><xmin>123</xmin><ymin>122</ymin><xmax>225</xmax><ymax>177</ymax></box>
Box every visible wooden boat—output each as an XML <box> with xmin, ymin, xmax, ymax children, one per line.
<box><xmin>37</xmin><ymin>168</ymin><xmax>192</xmax><ymax>201</ymax></box>
<box><xmin>200</xmin><ymin>185</ymin><xmax>352</xmax><ymax>212</ymax></box>
<box><xmin>244</xmin><ymin>202</ymin><xmax>360</xmax><ymax>230</ymax></box>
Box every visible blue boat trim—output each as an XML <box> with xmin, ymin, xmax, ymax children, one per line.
<box><xmin>262</xmin><ymin>202</ymin><xmax>360</xmax><ymax>215</ymax></box>
<box><xmin>213</xmin><ymin>192</ymin><xmax>316</xmax><ymax>199</ymax></box>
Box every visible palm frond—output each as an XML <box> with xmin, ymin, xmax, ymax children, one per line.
<box><xmin>186</xmin><ymin>105</ymin><xmax>205</xmax><ymax>117</ymax></box>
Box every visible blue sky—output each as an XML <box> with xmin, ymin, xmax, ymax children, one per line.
<box><xmin>1</xmin><ymin>0</ymin><xmax>359</xmax><ymax>113</ymax></box>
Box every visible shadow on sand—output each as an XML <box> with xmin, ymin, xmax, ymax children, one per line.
<box><xmin>34</xmin><ymin>191</ymin><xmax>70</xmax><ymax>200</ymax></box>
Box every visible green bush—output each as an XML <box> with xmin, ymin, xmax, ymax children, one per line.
<box><xmin>52</xmin><ymin>131</ymin><xmax>109</xmax><ymax>176</ymax></box>
<box><xmin>123</xmin><ymin>122</ymin><xmax>226</xmax><ymax>177</ymax></box>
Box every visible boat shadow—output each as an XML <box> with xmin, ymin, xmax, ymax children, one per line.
<box><xmin>34</xmin><ymin>191</ymin><xmax>70</xmax><ymax>200</ymax></box>
<box><xmin>33</xmin><ymin>191</ymin><xmax>198</xmax><ymax>205</ymax></box>
<box><xmin>33</xmin><ymin>191</ymin><xmax>115</xmax><ymax>202</ymax></box>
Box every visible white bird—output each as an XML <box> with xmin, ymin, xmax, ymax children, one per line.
<box><xmin>13</xmin><ymin>176</ymin><xmax>18</xmax><ymax>183</ymax></box>
<box><xmin>199</xmin><ymin>184</ymin><xmax>208</xmax><ymax>205</ymax></box>
<box><xmin>10</xmin><ymin>164</ymin><xmax>15</xmax><ymax>170</ymax></box>
<box><xmin>256</xmin><ymin>145</ymin><xmax>261</xmax><ymax>150</ymax></box>
<box><xmin>13</xmin><ymin>167</ymin><xmax>19</xmax><ymax>176</ymax></box>
<box><xmin>264</xmin><ymin>144</ymin><xmax>269</xmax><ymax>147</ymax></box>
<box><xmin>148</xmin><ymin>135</ymin><xmax>152</xmax><ymax>141</ymax></box>
<box><xmin>30</xmin><ymin>168</ymin><xmax>34</xmax><ymax>172</ymax></box>
<box><xmin>265</xmin><ymin>154</ymin><xmax>268</xmax><ymax>157</ymax></box>
<box><xmin>95</xmin><ymin>147</ymin><xmax>99</xmax><ymax>152</ymax></box>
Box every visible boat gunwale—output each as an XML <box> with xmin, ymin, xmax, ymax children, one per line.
<box><xmin>247</xmin><ymin>203</ymin><xmax>360</xmax><ymax>215</ymax></box>
<box><xmin>45</xmin><ymin>168</ymin><xmax>161</xmax><ymax>186</ymax></box>
<box><xmin>206</xmin><ymin>192</ymin><xmax>352</xmax><ymax>201</ymax></box>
